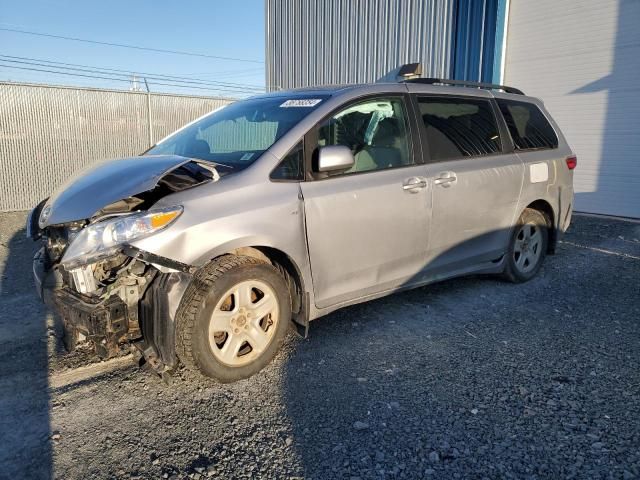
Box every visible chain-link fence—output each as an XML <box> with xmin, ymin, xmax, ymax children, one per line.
<box><xmin>0</xmin><ymin>82</ymin><xmax>233</xmax><ymax>211</ymax></box>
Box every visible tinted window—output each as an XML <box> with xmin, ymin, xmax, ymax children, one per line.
<box><xmin>271</xmin><ymin>141</ymin><xmax>304</xmax><ymax>180</ymax></box>
<box><xmin>417</xmin><ymin>97</ymin><xmax>502</xmax><ymax>161</ymax></box>
<box><xmin>317</xmin><ymin>97</ymin><xmax>413</xmax><ymax>174</ymax></box>
<box><xmin>497</xmin><ymin>99</ymin><xmax>558</xmax><ymax>150</ymax></box>
<box><xmin>148</xmin><ymin>96</ymin><xmax>327</xmax><ymax>170</ymax></box>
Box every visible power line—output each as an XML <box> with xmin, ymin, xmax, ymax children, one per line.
<box><xmin>0</xmin><ymin>60</ymin><xmax>257</xmax><ymax>94</ymax></box>
<box><xmin>0</xmin><ymin>55</ymin><xmax>266</xmax><ymax>91</ymax></box>
<box><xmin>0</xmin><ymin>54</ymin><xmax>278</xmax><ymax>91</ymax></box>
<box><xmin>181</xmin><ymin>69</ymin><xmax>266</xmax><ymax>80</ymax></box>
<box><xmin>181</xmin><ymin>67</ymin><xmax>264</xmax><ymax>77</ymax></box>
<box><xmin>0</xmin><ymin>63</ymin><xmax>248</xmax><ymax>96</ymax></box>
<box><xmin>0</xmin><ymin>27</ymin><xmax>264</xmax><ymax>64</ymax></box>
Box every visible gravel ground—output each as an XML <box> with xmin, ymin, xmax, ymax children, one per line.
<box><xmin>1</xmin><ymin>210</ymin><xmax>639</xmax><ymax>480</ymax></box>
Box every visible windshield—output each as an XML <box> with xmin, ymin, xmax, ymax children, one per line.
<box><xmin>147</xmin><ymin>95</ymin><xmax>328</xmax><ymax>170</ymax></box>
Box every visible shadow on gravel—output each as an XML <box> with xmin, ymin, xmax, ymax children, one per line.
<box><xmin>280</xmin><ymin>216</ymin><xmax>640</xmax><ymax>479</ymax></box>
<box><xmin>0</xmin><ymin>225</ymin><xmax>52</xmax><ymax>480</ymax></box>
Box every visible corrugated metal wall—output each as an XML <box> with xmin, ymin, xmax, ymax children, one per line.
<box><xmin>504</xmin><ymin>0</ymin><xmax>640</xmax><ymax>218</ymax></box>
<box><xmin>450</xmin><ymin>0</ymin><xmax>499</xmax><ymax>82</ymax></box>
<box><xmin>265</xmin><ymin>0</ymin><xmax>456</xmax><ymax>90</ymax></box>
<box><xmin>0</xmin><ymin>83</ymin><xmax>232</xmax><ymax>212</ymax></box>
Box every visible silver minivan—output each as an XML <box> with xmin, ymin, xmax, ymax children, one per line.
<box><xmin>29</xmin><ymin>75</ymin><xmax>575</xmax><ymax>382</ymax></box>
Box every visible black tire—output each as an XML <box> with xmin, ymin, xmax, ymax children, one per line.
<box><xmin>503</xmin><ymin>208</ymin><xmax>549</xmax><ymax>283</ymax></box>
<box><xmin>175</xmin><ymin>255</ymin><xmax>291</xmax><ymax>383</ymax></box>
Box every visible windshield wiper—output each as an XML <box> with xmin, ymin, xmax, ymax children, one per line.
<box><xmin>181</xmin><ymin>156</ymin><xmax>234</xmax><ymax>170</ymax></box>
<box><xmin>208</xmin><ymin>161</ymin><xmax>235</xmax><ymax>170</ymax></box>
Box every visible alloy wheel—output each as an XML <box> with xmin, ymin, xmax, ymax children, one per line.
<box><xmin>208</xmin><ymin>280</ymin><xmax>279</xmax><ymax>367</ymax></box>
<box><xmin>513</xmin><ymin>223</ymin><xmax>543</xmax><ymax>273</ymax></box>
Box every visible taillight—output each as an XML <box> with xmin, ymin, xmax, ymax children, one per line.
<box><xmin>566</xmin><ymin>155</ymin><xmax>577</xmax><ymax>170</ymax></box>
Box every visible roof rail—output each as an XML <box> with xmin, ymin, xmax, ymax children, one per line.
<box><xmin>404</xmin><ymin>77</ymin><xmax>524</xmax><ymax>95</ymax></box>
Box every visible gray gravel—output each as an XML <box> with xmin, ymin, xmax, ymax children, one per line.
<box><xmin>1</xmin><ymin>211</ymin><xmax>639</xmax><ymax>479</ymax></box>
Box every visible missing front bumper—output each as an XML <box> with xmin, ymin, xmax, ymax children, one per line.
<box><xmin>33</xmin><ymin>247</ymin><xmax>62</xmax><ymax>302</ymax></box>
<box><xmin>33</xmin><ymin>246</ymin><xmax>193</xmax><ymax>372</ymax></box>
<box><xmin>54</xmin><ymin>288</ymin><xmax>133</xmax><ymax>358</ymax></box>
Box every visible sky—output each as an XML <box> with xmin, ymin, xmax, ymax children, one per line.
<box><xmin>0</xmin><ymin>0</ymin><xmax>266</xmax><ymax>98</ymax></box>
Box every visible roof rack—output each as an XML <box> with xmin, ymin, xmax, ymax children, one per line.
<box><xmin>404</xmin><ymin>77</ymin><xmax>524</xmax><ymax>95</ymax></box>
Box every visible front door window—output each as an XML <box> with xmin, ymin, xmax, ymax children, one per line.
<box><xmin>317</xmin><ymin>97</ymin><xmax>414</xmax><ymax>174</ymax></box>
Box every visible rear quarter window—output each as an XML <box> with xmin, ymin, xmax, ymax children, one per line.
<box><xmin>497</xmin><ymin>99</ymin><xmax>558</xmax><ymax>150</ymax></box>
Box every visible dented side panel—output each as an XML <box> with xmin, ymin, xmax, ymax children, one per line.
<box><xmin>130</xmin><ymin>153</ymin><xmax>314</xmax><ymax>296</ymax></box>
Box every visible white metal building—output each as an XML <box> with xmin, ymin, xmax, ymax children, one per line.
<box><xmin>503</xmin><ymin>0</ymin><xmax>639</xmax><ymax>218</ymax></box>
<box><xmin>266</xmin><ymin>0</ymin><xmax>640</xmax><ymax>218</ymax></box>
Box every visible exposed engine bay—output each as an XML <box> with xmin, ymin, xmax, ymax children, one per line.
<box><xmin>30</xmin><ymin>157</ymin><xmax>217</xmax><ymax>376</ymax></box>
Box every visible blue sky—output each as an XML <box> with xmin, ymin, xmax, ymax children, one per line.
<box><xmin>0</xmin><ymin>0</ymin><xmax>266</xmax><ymax>97</ymax></box>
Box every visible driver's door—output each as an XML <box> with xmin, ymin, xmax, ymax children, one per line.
<box><xmin>300</xmin><ymin>95</ymin><xmax>432</xmax><ymax>309</ymax></box>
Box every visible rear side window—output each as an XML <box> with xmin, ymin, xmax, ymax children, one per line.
<box><xmin>497</xmin><ymin>99</ymin><xmax>558</xmax><ymax>150</ymax></box>
<box><xmin>417</xmin><ymin>96</ymin><xmax>502</xmax><ymax>161</ymax></box>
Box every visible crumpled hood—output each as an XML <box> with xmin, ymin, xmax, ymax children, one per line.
<box><xmin>41</xmin><ymin>155</ymin><xmax>202</xmax><ymax>226</ymax></box>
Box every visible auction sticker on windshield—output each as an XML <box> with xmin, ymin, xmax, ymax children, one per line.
<box><xmin>280</xmin><ymin>99</ymin><xmax>323</xmax><ymax>108</ymax></box>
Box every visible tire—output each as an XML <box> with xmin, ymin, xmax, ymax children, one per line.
<box><xmin>503</xmin><ymin>208</ymin><xmax>549</xmax><ymax>283</ymax></box>
<box><xmin>175</xmin><ymin>255</ymin><xmax>291</xmax><ymax>382</ymax></box>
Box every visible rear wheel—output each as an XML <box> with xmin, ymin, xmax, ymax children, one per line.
<box><xmin>176</xmin><ymin>255</ymin><xmax>291</xmax><ymax>382</ymax></box>
<box><xmin>503</xmin><ymin>208</ymin><xmax>549</xmax><ymax>283</ymax></box>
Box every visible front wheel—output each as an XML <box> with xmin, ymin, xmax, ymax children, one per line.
<box><xmin>503</xmin><ymin>208</ymin><xmax>549</xmax><ymax>283</ymax></box>
<box><xmin>176</xmin><ymin>255</ymin><xmax>291</xmax><ymax>382</ymax></box>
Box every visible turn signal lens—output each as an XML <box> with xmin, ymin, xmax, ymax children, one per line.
<box><xmin>566</xmin><ymin>155</ymin><xmax>577</xmax><ymax>170</ymax></box>
<box><xmin>150</xmin><ymin>210</ymin><xmax>181</xmax><ymax>228</ymax></box>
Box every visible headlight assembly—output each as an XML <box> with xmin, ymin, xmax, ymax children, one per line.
<box><xmin>60</xmin><ymin>206</ymin><xmax>183</xmax><ymax>268</ymax></box>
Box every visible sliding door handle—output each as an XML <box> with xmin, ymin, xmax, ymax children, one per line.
<box><xmin>434</xmin><ymin>172</ymin><xmax>457</xmax><ymax>187</ymax></box>
<box><xmin>403</xmin><ymin>177</ymin><xmax>427</xmax><ymax>192</ymax></box>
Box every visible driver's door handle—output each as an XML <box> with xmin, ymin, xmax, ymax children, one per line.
<box><xmin>403</xmin><ymin>177</ymin><xmax>428</xmax><ymax>192</ymax></box>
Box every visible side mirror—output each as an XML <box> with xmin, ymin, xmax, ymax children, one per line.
<box><xmin>317</xmin><ymin>145</ymin><xmax>355</xmax><ymax>173</ymax></box>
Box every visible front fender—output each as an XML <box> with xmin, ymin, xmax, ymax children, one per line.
<box><xmin>129</xmin><ymin>179</ymin><xmax>313</xmax><ymax>299</ymax></box>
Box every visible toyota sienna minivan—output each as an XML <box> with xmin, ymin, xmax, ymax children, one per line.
<box><xmin>29</xmin><ymin>73</ymin><xmax>575</xmax><ymax>382</ymax></box>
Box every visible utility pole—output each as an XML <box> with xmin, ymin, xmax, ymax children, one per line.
<box><xmin>130</xmin><ymin>74</ymin><xmax>141</xmax><ymax>91</ymax></box>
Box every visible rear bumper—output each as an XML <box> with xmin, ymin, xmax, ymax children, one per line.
<box><xmin>560</xmin><ymin>185</ymin><xmax>574</xmax><ymax>234</ymax></box>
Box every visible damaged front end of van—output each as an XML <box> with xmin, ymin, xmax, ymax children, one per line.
<box><xmin>28</xmin><ymin>155</ymin><xmax>219</xmax><ymax>376</ymax></box>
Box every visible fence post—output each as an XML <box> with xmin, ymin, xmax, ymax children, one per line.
<box><xmin>146</xmin><ymin>90</ymin><xmax>153</xmax><ymax>147</ymax></box>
